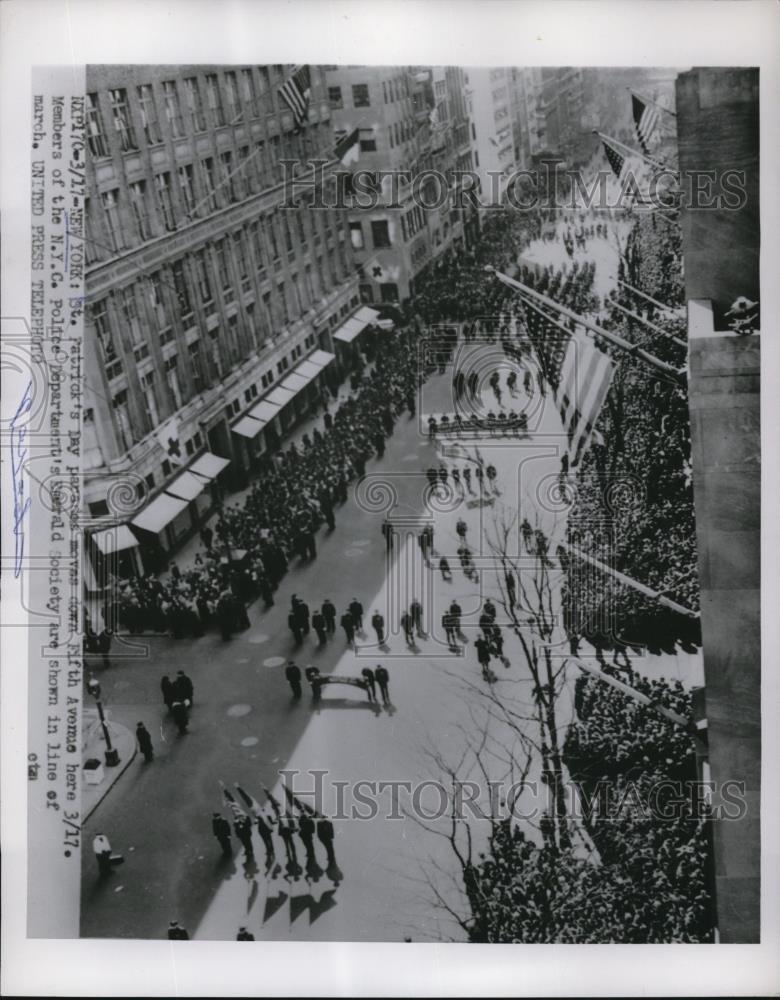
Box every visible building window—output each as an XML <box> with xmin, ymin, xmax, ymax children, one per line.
<box><xmin>233</xmin><ymin>231</ymin><xmax>252</xmax><ymax>293</ymax></box>
<box><xmin>257</xmin><ymin>66</ymin><xmax>270</xmax><ymax>97</ymax></box>
<box><xmin>112</xmin><ymin>390</ymin><xmax>133</xmax><ymax>450</ymax></box>
<box><xmin>360</xmin><ymin>135</ymin><xmax>377</xmax><ymax>152</ymax></box>
<box><xmin>162</xmin><ymin>80</ymin><xmax>185</xmax><ymax>138</ymax></box>
<box><xmin>220</xmin><ymin>150</ymin><xmax>238</xmax><ymax>202</ymax></box>
<box><xmin>92</xmin><ymin>300</ymin><xmax>123</xmax><ymax>381</ymax></box>
<box><xmin>277</xmin><ymin>356</ymin><xmax>289</xmax><ymax>375</ymax></box>
<box><xmin>371</xmin><ymin>219</ymin><xmax>391</xmax><ymax>248</ymax></box>
<box><xmin>215</xmin><ymin>239</ymin><xmax>234</xmax><ymax>302</ymax></box>
<box><xmin>382</xmin><ymin>80</ymin><xmax>388</xmax><ymax>104</ymax></box>
<box><xmin>200</xmin><ymin>157</ymin><xmax>219</xmax><ymax>211</ymax></box>
<box><xmin>194</xmin><ymin>249</ymin><xmax>215</xmax><ymax>312</ymax></box>
<box><xmin>380</xmin><ymin>282</ymin><xmax>399</xmax><ymax>302</ymax></box>
<box><xmin>183</xmin><ymin>76</ymin><xmax>207</xmax><ymax>132</ymax></box>
<box><xmin>154</xmin><ymin>172</ymin><xmax>176</xmax><ymax>231</ymax></box>
<box><xmin>120</xmin><ymin>286</ymin><xmax>142</xmax><ymax>343</ymax></box>
<box><xmin>171</xmin><ymin>260</ymin><xmax>193</xmax><ymax>321</ymax></box>
<box><xmin>205</xmin><ymin>73</ymin><xmax>226</xmax><ymax>126</ymax></box>
<box><xmin>277</xmin><ymin>281</ymin><xmax>289</xmax><ymax>325</ymax></box>
<box><xmin>140</xmin><ymin>371</ymin><xmax>160</xmax><ymax>428</ymax></box>
<box><xmin>100</xmin><ymin>189</ymin><xmax>124</xmax><ymax>252</ymax></box>
<box><xmin>224</xmin><ymin>71</ymin><xmax>240</xmax><ymax>122</ymax></box>
<box><xmin>136</xmin><ymin>84</ymin><xmax>162</xmax><ymax>144</ymax></box>
<box><xmin>238</xmin><ymin>146</ymin><xmax>253</xmax><ymax>195</ymax></box>
<box><xmin>147</xmin><ymin>272</ymin><xmax>168</xmax><ymax>329</ymax></box>
<box><xmin>352</xmin><ymin>83</ymin><xmax>370</xmax><ymax>108</ymax></box>
<box><xmin>128</xmin><ymin>180</ymin><xmax>151</xmax><ymax>240</ymax></box>
<box><xmin>250</xmin><ymin>220</ymin><xmax>267</xmax><ymax>273</ymax></box>
<box><xmin>349</xmin><ymin>221</ymin><xmax>364</xmax><ymax>250</ymax></box>
<box><xmin>86</xmin><ymin>93</ymin><xmax>108</xmax><ymax>158</ymax></box>
<box><xmin>188</xmin><ymin>340</ymin><xmax>204</xmax><ymax>390</ymax></box>
<box><xmin>177</xmin><ymin>164</ymin><xmax>196</xmax><ymax>216</ymax></box>
<box><xmin>144</xmin><ymin>472</ymin><xmax>155</xmax><ymax>491</ymax></box>
<box><xmin>241</xmin><ymin>68</ymin><xmax>258</xmax><ymax>117</ymax></box>
<box><xmin>108</xmin><ymin>88</ymin><xmax>137</xmax><ymax>152</ymax></box>
<box><xmin>328</xmin><ymin>85</ymin><xmax>343</xmax><ymax>109</ymax></box>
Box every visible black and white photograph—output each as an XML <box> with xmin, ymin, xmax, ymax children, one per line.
<box><xmin>1</xmin><ymin>1</ymin><xmax>778</xmax><ymax>996</ymax></box>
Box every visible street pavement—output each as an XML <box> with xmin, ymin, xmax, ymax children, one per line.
<box><xmin>81</xmin><ymin>347</ymin><xmax>702</xmax><ymax>941</ymax></box>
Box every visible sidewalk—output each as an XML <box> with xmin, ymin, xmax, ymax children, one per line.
<box><xmin>82</xmin><ymin>713</ymin><xmax>136</xmax><ymax>822</ymax></box>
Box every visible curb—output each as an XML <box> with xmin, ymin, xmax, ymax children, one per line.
<box><xmin>82</xmin><ymin>724</ymin><xmax>138</xmax><ymax>824</ymax></box>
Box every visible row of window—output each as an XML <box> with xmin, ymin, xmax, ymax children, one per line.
<box><xmin>348</xmin><ymin>218</ymin><xmax>391</xmax><ymax>250</ymax></box>
<box><xmin>86</xmin><ymin>67</ymin><xmax>323</xmax><ymax>158</ymax></box>
<box><xmin>87</xmin><ymin>127</ymin><xmax>326</xmax><ymax>260</ymax></box>
<box><xmin>327</xmin><ymin>82</ymin><xmax>371</xmax><ymax>110</ymax></box>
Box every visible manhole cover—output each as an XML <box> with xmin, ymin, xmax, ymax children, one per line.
<box><xmin>263</xmin><ymin>655</ymin><xmax>285</xmax><ymax>668</ymax></box>
<box><xmin>240</xmin><ymin>736</ymin><xmax>259</xmax><ymax>747</ymax></box>
<box><xmin>227</xmin><ymin>703</ymin><xmax>252</xmax><ymax>717</ymax></box>
<box><xmin>248</xmin><ymin>633</ymin><xmax>270</xmax><ymax>645</ymax></box>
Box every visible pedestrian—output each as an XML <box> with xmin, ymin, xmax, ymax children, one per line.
<box><xmin>174</xmin><ymin>670</ymin><xmax>193</xmax><ymax>706</ymax></box>
<box><xmin>442</xmin><ymin>612</ymin><xmax>457</xmax><ymax>647</ymax></box>
<box><xmin>212</xmin><ymin>812</ymin><xmax>232</xmax><ymax>856</ymax></box>
<box><xmin>400</xmin><ymin>611</ymin><xmax>414</xmax><ymax>645</ymax></box>
<box><xmin>348</xmin><ymin>598</ymin><xmax>364</xmax><ymax>631</ymax></box>
<box><xmin>234</xmin><ymin>813</ymin><xmax>254</xmax><ymax>859</ymax></box>
<box><xmin>410</xmin><ymin>599</ymin><xmax>423</xmax><ymax>637</ymax></box>
<box><xmin>340</xmin><ymin>610</ymin><xmax>355</xmax><ymax>646</ymax></box>
<box><xmin>285</xmin><ymin>660</ymin><xmax>302</xmax><ymax>699</ymax></box>
<box><xmin>167</xmin><ymin>920</ymin><xmax>190</xmax><ymax>940</ymax></box>
<box><xmin>93</xmin><ymin>832</ymin><xmax>113</xmax><ymax>875</ymax></box>
<box><xmin>483</xmin><ymin>598</ymin><xmax>496</xmax><ymax>622</ymax></box>
<box><xmin>316</xmin><ymin>816</ymin><xmax>337</xmax><ymax>867</ymax></box>
<box><xmin>312</xmin><ymin>610</ymin><xmax>327</xmax><ymax>646</ymax></box>
<box><xmin>475</xmin><ymin>636</ymin><xmax>492</xmax><ymax>679</ymax></box>
<box><xmin>236</xmin><ymin>927</ymin><xmax>255</xmax><ymax>941</ymax></box>
<box><xmin>375</xmin><ymin>664</ymin><xmax>390</xmax><ymax>704</ymax></box>
<box><xmin>361</xmin><ymin>667</ymin><xmax>377</xmax><ymax>703</ymax></box>
<box><xmin>439</xmin><ymin>556</ymin><xmax>452</xmax><ymax>581</ymax></box>
<box><xmin>288</xmin><ymin>610</ymin><xmax>303</xmax><ymax>644</ymax></box>
<box><xmin>160</xmin><ymin>675</ymin><xmax>174</xmax><ymax>712</ymax></box>
<box><xmin>171</xmin><ymin>700</ymin><xmax>189</xmax><ymax>735</ymax></box>
<box><xmin>321</xmin><ymin>599</ymin><xmax>336</xmax><ymax>634</ymax></box>
<box><xmin>371</xmin><ymin>610</ymin><xmax>385</xmax><ymax>645</ymax></box>
<box><xmin>136</xmin><ymin>722</ymin><xmax>154</xmax><ymax>762</ymax></box>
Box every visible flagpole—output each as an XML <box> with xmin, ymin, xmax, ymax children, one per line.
<box><xmin>608</xmin><ymin>299</ymin><xmax>688</xmax><ymax>348</ymax></box>
<box><xmin>593</xmin><ymin>129</ymin><xmax>669</xmax><ymax>172</ymax></box>
<box><xmin>617</xmin><ymin>278</ymin><xmax>685</xmax><ymax>314</ymax></box>
<box><xmin>627</xmin><ymin>86</ymin><xmax>677</xmax><ymax>118</ymax></box>
<box><xmin>486</xmin><ymin>266</ymin><xmax>685</xmax><ymax>383</ymax></box>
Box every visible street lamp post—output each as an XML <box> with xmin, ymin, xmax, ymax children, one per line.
<box><xmin>86</xmin><ymin>675</ymin><xmax>120</xmax><ymax>767</ymax></box>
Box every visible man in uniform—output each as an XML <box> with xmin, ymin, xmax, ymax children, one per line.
<box><xmin>167</xmin><ymin>920</ymin><xmax>189</xmax><ymax>940</ymax></box>
<box><xmin>410</xmin><ymin>599</ymin><xmax>424</xmax><ymax>638</ymax></box>
<box><xmin>442</xmin><ymin>611</ymin><xmax>457</xmax><ymax>647</ymax></box>
<box><xmin>321</xmin><ymin>599</ymin><xmax>337</xmax><ymax>635</ymax></box>
<box><xmin>475</xmin><ymin>636</ymin><xmax>492</xmax><ymax>680</ymax></box>
<box><xmin>174</xmin><ymin>670</ymin><xmax>193</xmax><ymax>706</ymax></box>
<box><xmin>297</xmin><ymin>810</ymin><xmax>318</xmax><ymax>870</ymax></box>
<box><xmin>136</xmin><ymin>721</ymin><xmax>154</xmax><ymax>763</ymax></box>
<box><xmin>340</xmin><ymin>610</ymin><xmax>355</xmax><ymax>646</ymax></box>
<box><xmin>312</xmin><ymin>609</ymin><xmax>327</xmax><ymax>646</ymax></box>
<box><xmin>316</xmin><ymin>816</ymin><xmax>337</xmax><ymax>868</ymax></box>
<box><xmin>400</xmin><ymin>611</ymin><xmax>414</xmax><ymax>645</ymax></box>
<box><xmin>375</xmin><ymin>664</ymin><xmax>390</xmax><ymax>705</ymax></box>
<box><xmin>234</xmin><ymin>813</ymin><xmax>254</xmax><ymax>859</ymax></box>
<box><xmin>255</xmin><ymin>808</ymin><xmax>276</xmax><ymax>867</ymax></box>
<box><xmin>361</xmin><ymin>667</ymin><xmax>377</xmax><ymax>703</ymax></box>
<box><xmin>348</xmin><ymin>598</ymin><xmax>364</xmax><ymax>631</ymax></box>
<box><xmin>285</xmin><ymin>661</ymin><xmax>302</xmax><ymax>699</ymax></box>
<box><xmin>212</xmin><ymin>812</ymin><xmax>232</xmax><ymax>856</ymax></box>
<box><xmin>371</xmin><ymin>610</ymin><xmax>385</xmax><ymax>645</ymax></box>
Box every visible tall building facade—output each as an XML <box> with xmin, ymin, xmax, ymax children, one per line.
<box><xmin>325</xmin><ymin>65</ymin><xmax>477</xmax><ymax>304</ymax></box>
<box><xmin>84</xmin><ymin>64</ymin><xmax>362</xmax><ymax>573</ymax></box>
<box><xmin>464</xmin><ymin>66</ymin><xmax>518</xmax><ymax>206</ymax></box>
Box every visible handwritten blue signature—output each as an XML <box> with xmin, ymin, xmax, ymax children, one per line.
<box><xmin>11</xmin><ymin>380</ymin><xmax>33</xmax><ymax>577</ymax></box>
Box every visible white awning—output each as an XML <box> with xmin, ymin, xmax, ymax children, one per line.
<box><xmin>248</xmin><ymin>399</ymin><xmax>281</xmax><ymax>426</ymax></box>
<box><xmin>280</xmin><ymin>372</ymin><xmax>310</xmax><ymax>393</ymax></box>
<box><xmin>131</xmin><ymin>493</ymin><xmax>190</xmax><ymax>534</ymax></box>
<box><xmin>189</xmin><ymin>452</ymin><xmax>230</xmax><ymax>480</ymax></box>
<box><xmin>308</xmin><ymin>349</ymin><xmax>336</xmax><ymax>369</ymax></box>
<box><xmin>232</xmin><ymin>415</ymin><xmax>265</xmax><ymax>439</ymax></box>
<box><xmin>266</xmin><ymin>386</ymin><xmax>296</xmax><ymax>407</ymax></box>
<box><xmin>296</xmin><ymin>360</ymin><xmax>322</xmax><ymax>380</ymax></box>
<box><xmin>333</xmin><ymin>306</ymin><xmax>380</xmax><ymax>344</ymax></box>
<box><xmin>165</xmin><ymin>470</ymin><xmax>207</xmax><ymax>502</ymax></box>
<box><xmin>92</xmin><ymin>524</ymin><xmax>139</xmax><ymax>554</ymax></box>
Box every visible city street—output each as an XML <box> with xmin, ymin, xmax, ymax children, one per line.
<box><xmin>81</xmin><ymin>352</ymin><xmax>701</xmax><ymax>941</ymax></box>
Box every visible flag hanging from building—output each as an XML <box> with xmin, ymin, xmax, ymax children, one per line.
<box><xmin>156</xmin><ymin>416</ymin><xmax>183</xmax><ymax>467</ymax></box>
<box><xmin>334</xmin><ymin>126</ymin><xmax>360</xmax><ymax>167</ymax></box>
<box><xmin>631</xmin><ymin>94</ymin><xmax>662</xmax><ymax>156</ymax></box>
<box><xmin>601</xmin><ymin>137</ymin><xmax>652</xmax><ymax>207</ymax></box>
<box><xmin>278</xmin><ymin>65</ymin><xmax>311</xmax><ymax>130</ymax></box>
<box><xmin>555</xmin><ymin>329</ymin><xmax>616</xmax><ymax>467</ymax></box>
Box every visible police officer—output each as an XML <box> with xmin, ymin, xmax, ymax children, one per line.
<box><xmin>285</xmin><ymin>661</ymin><xmax>302</xmax><ymax>699</ymax></box>
<box><xmin>361</xmin><ymin>667</ymin><xmax>377</xmax><ymax>703</ymax></box>
<box><xmin>234</xmin><ymin>813</ymin><xmax>254</xmax><ymax>859</ymax></box>
<box><xmin>340</xmin><ymin>610</ymin><xmax>355</xmax><ymax>646</ymax></box>
<box><xmin>321</xmin><ymin>599</ymin><xmax>337</xmax><ymax>635</ymax></box>
<box><xmin>136</xmin><ymin>722</ymin><xmax>154</xmax><ymax>762</ymax></box>
<box><xmin>371</xmin><ymin>610</ymin><xmax>385</xmax><ymax>645</ymax></box>
<box><xmin>174</xmin><ymin>670</ymin><xmax>193</xmax><ymax>706</ymax></box>
<box><xmin>212</xmin><ymin>812</ymin><xmax>232</xmax><ymax>855</ymax></box>
<box><xmin>375</xmin><ymin>665</ymin><xmax>390</xmax><ymax>705</ymax></box>
<box><xmin>348</xmin><ymin>598</ymin><xmax>364</xmax><ymax>631</ymax></box>
<box><xmin>312</xmin><ymin>610</ymin><xmax>327</xmax><ymax>646</ymax></box>
<box><xmin>316</xmin><ymin>816</ymin><xmax>337</xmax><ymax>867</ymax></box>
<box><xmin>410</xmin><ymin>599</ymin><xmax>423</xmax><ymax>637</ymax></box>
<box><xmin>400</xmin><ymin>611</ymin><xmax>414</xmax><ymax>645</ymax></box>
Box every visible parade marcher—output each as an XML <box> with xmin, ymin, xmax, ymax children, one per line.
<box><xmin>456</xmin><ymin>517</ymin><xmax>468</xmax><ymax>541</ymax></box>
<box><xmin>505</xmin><ymin>568</ymin><xmax>517</xmax><ymax>608</ymax></box>
<box><xmin>410</xmin><ymin>599</ymin><xmax>424</xmax><ymax>637</ymax></box>
<box><xmin>160</xmin><ymin>675</ymin><xmax>174</xmax><ymax>712</ymax></box>
<box><xmin>439</xmin><ymin>556</ymin><xmax>452</xmax><ymax>581</ymax></box>
<box><xmin>278</xmin><ymin>815</ymin><xmax>298</xmax><ymax>866</ymax></box>
<box><xmin>167</xmin><ymin>920</ymin><xmax>189</xmax><ymax>940</ymax></box>
<box><xmin>400</xmin><ymin>611</ymin><xmax>414</xmax><ymax>645</ymax></box>
<box><xmin>234</xmin><ymin>813</ymin><xmax>254</xmax><ymax>859</ymax></box>
<box><xmin>316</xmin><ymin>816</ymin><xmax>337</xmax><ymax>868</ymax></box>
<box><xmin>294</xmin><ymin>597</ymin><xmax>311</xmax><ymax>636</ymax></box>
<box><xmin>483</xmin><ymin>598</ymin><xmax>496</xmax><ymax>622</ymax></box>
<box><xmin>285</xmin><ymin>660</ymin><xmax>302</xmax><ymax>699</ymax></box>
<box><xmin>340</xmin><ymin>610</ymin><xmax>355</xmax><ymax>646</ymax></box>
<box><xmin>443</xmin><ymin>611</ymin><xmax>457</xmax><ymax>647</ymax></box>
<box><xmin>361</xmin><ymin>667</ymin><xmax>377</xmax><ymax>703</ymax></box>
<box><xmin>463</xmin><ymin>466</ymin><xmax>473</xmax><ymax>493</ymax></box>
<box><xmin>305</xmin><ymin>666</ymin><xmax>322</xmax><ymax>702</ymax></box>
<box><xmin>321</xmin><ymin>599</ymin><xmax>337</xmax><ymax>634</ymax></box>
<box><xmin>371</xmin><ymin>610</ymin><xmax>385</xmax><ymax>645</ymax></box>
<box><xmin>236</xmin><ymin>927</ymin><xmax>255</xmax><ymax>941</ymax></box>
<box><xmin>171</xmin><ymin>700</ymin><xmax>189</xmax><ymax>735</ymax></box>
<box><xmin>297</xmin><ymin>810</ymin><xmax>318</xmax><ymax>868</ymax></box>
<box><xmin>521</xmin><ymin>518</ymin><xmax>534</xmax><ymax>553</ymax></box>
<box><xmin>174</xmin><ymin>670</ymin><xmax>193</xmax><ymax>706</ymax></box>
<box><xmin>475</xmin><ymin>636</ymin><xmax>492</xmax><ymax>680</ymax></box>
<box><xmin>136</xmin><ymin>722</ymin><xmax>154</xmax><ymax>763</ymax></box>
<box><xmin>256</xmin><ymin>809</ymin><xmax>276</xmax><ymax>865</ymax></box>
<box><xmin>348</xmin><ymin>598</ymin><xmax>364</xmax><ymax>631</ymax></box>
<box><xmin>312</xmin><ymin>610</ymin><xmax>327</xmax><ymax>646</ymax></box>
<box><xmin>375</xmin><ymin>665</ymin><xmax>390</xmax><ymax>705</ymax></box>
<box><xmin>212</xmin><ymin>812</ymin><xmax>232</xmax><ymax>856</ymax></box>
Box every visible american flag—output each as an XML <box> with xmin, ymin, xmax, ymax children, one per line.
<box><xmin>278</xmin><ymin>65</ymin><xmax>311</xmax><ymax>130</ymax></box>
<box><xmin>555</xmin><ymin>330</ymin><xmax>616</xmax><ymax>467</ymax></box>
<box><xmin>631</xmin><ymin>93</ymin><xmax>662</xmax><ymax>156</ymax></box>
<box><xmin>601</xmin><ymin>137</ymin><xmax>652</xmax><ymax>207</ymax></box>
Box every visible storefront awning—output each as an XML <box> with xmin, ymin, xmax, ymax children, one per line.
<box><xmin>92</xmin><ymin>524</ymin><xmax>139</xmax><ymax>554</ymax></box>
<box><xmin>308</xmin><ymin>349</ymin><xmax>336</xmax><ymax>369</ymax></box>
<box><xmin>296</xmin><ymin>359</ymin><xmax>322</xmax><ymax>380</ymax></box>
<box><xmin>165</xmin><ymin>470</ymin><xmax>207</xmax><ymax>502</ymax></box>
<box><xmin>248</xmin><ymin>399</ymin><xmax>282</xmax><ymax>427</ymax></box>
<box><xmin>189</xmin><ymin>452</ymin><xmax>230</xmax><ymax>480</ymax></box>
<box><xmin>131</xmin><ymin>492</ymin><xmax>190</xmax><ymax>534</ymax></box>
<box><xmin>266</xmin><ymin>385</ymin><xmax>296</xmax><ymax>407</ymax></box>
<box><xmin>232</xmin><ymin>415</ymin><xmax>265</xmax><ymax>439</ymax></box>
<box><xmin>333</xmin><ymin>305</ymin><xmax>380</xmax><ymax>344</ymax></box>
<box><xmin>280</xmin><ymin>372</ymin><xmax>310</xmax><ymax>393</ymax></box>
